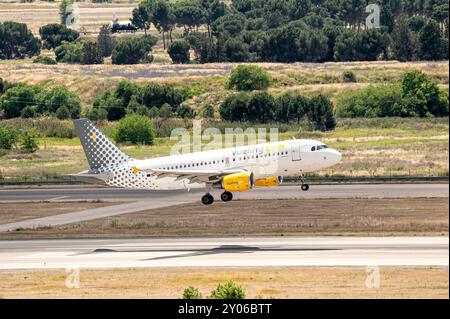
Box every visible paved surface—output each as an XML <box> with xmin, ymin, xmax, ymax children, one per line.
<box><xmin>0</xmin><ymin>184</ymin><xmax>448</xmax><ymax>201</ymax></box>
<box><xmin>0</xmin><ymin>184</ymin><xmax>447</xmax><ymax>232</ymax></box>
<box><xmin>0</xmin><ymin>237</ymin><xmax>447</xmax><ymax>269</ymax></box>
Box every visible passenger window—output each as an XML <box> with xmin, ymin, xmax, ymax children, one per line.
<box><xmin>317</xmin><ymin>145</ymin><xmax>322</xmax><ymax>150</ymax></box>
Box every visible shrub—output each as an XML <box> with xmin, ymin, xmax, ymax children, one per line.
<box><xmin>227</xmin><ymin>65</ymin><xmax>271</xmax><ymax>91</ymax></box>
<box><xmin>203</xmin><ymin>104</ymin><xmax>215</xmax><ymax>118</ymax></box>
<box><xmin>0</xmin><ymin>126</ymin><xmax>17</xmax><ymax>150</ymax></box>
<box><xmin>33</xmin><ymin>55</ymin><xmax>57</xmax><ymax>65</ymax></box>
<box><xmin>209</xmin><ymin>281</ymin><xmax>246</xmax><ymax>299</ymax></box>
<box><xmin>19</xmin><ymin>129</ymin><xmax>39</xmax><ymax>153</ymax></box>
<box><xmin>159</xmin><ymin>103</ymin><xmax>173</xmax><ymax>118</ymax></box>
<box><xmin>168</xmin><ymin>40</ymin><xmax>190</xmax><ymax>64</ymax></box>
<box><xmin>114</xmin><ymin>114</ymin><xmax>155</xmax><ymax>145</ymax></box>
<box><xmin>182</xmin><ymin>286</ymin><xmax>203</xmax><ymax>299</ymax></box>
<box><xmin>82</xmin><ymin>41</ymin><xmax>104</xmax><ymax>64</ymax></box>
<box><xmin>54</xmin><ymin>41</ymin><xmax>84</xmax><ymax>63</ymax></box>
<box><xmin>148</xmin><ymin>106</ymin><xmax>159</xmax><ymax>118</ymax></box>
<box><xmin>342</xmin><ymin>71</ymin><xmax>357</xmax><ymax>83</ymax></box>
<box><xmin>0</xmin><ymin>84</ymin><xmax>43</xmax><ymax>118</ymax></box>
<box><xmin>39</xmin><ymin>23</ymin><xmax>79</xmax><ymax>49</ymax></box>
<box><xmin>176</xmin><ymin>104</ymin><xmax>194</xmax><ymax>119</ymax></box>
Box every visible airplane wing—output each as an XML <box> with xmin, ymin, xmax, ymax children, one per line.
<box><xmin>140</xmin><ymin>168</ymin><xmax>246</xmax><ymax>185</ymax></box>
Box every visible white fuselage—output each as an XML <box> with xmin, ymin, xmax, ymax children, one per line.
<box><xmin>104</xmin><ymin>139</ymin><xmax>341</xmax><ymax>190</ymax></box>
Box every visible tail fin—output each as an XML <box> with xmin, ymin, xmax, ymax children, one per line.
<box><xmin>73</xmin><ymin>118</ymin><xmax>130</xmax><ymax>171</ymax></box>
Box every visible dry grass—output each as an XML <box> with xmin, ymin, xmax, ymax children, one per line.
<box><xmin>1</xmin><ymin>198</ymin><xmax>447</xmax><ymax>239</ymax></box>
<box><xmin>0</xmin><ymin>201</ymin><xmax>120</xmax><ymax>225</ymax></box>
<box><xmin>0</xmin><ymin>267</ymin><xmax>447</xmax><ymax>299</ymax></box>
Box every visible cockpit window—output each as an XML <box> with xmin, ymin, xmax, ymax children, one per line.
<box><xmin>311</xmin><ymin>144</ymin><xmax>329</xmax><ymax>151</ymax></box>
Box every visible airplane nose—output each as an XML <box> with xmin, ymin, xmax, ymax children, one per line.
<box><xmin>326</xmin><ymin>149</ymin><xmax>341</xmax><ymax>165</ymax></box>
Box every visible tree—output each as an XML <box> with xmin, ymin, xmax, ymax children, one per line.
<box><xmin>419</xmin><ymin>19</ymin><xmax>446</xmax><ymax>60</ymax></box>
<box><xmin>176</xmin><ymin>104</ymin><xmax>194</xmax><ymax>118</ymax></box>
<box><xmin>275</xmin><ymin>92</ymin><xmax>308</xmax><ymax>123</ymax></box>
<box><xmin>131</xmin><ymin>0</ymin><xmax>155</xmax><ymax>37</ymax></box>
<box><xmin>0</xmin><ymin>84</ymin><xmax>42</xmax><ymax>118</ymax></box>
<box><xmin>247</xmin><ymin>91</ymin><xmax>276</xmax><ymax>123</ymax></box>
<box><xmin>83</xmin><ymin>41</ymin><xmax>104</xmax><ymax>64</ymax></box>
<box><xmin>227</xmin><ymin>65</ymin><xmax>271</xmax><ymax>91</ymax></box>
<box><xmin>168</xmin><ymin>40</ymin><xmax>190</xmax><ymax>64</ymax></box>
<box><xmin>0</xmin><ymin>126</ymin><xmax>17</xmax><ymax>150</ymax></box>
<box><xmin>401</xmin><ymin>70</ymin><xmax>449</xmax><ymax>116</ymax></box>
<box><xmin>308</xmin><ymin>95</ymin><xmax>336</xmax><ymax>131</ymax></box>
<box><xmin>391</xmin><ymin>15</ymin><xmax>417</xmax><ymax>61</ymax></box>
<box><xmin>97</xmin><ymin>24</ymin><xmax>115</xmax><ymax>57</ymax></box>
<box><xmin>212</xmin><ymin>13</ymin><xmax>247</xmax><ymax>37</ymax></box>
<box><xmin>114</xmin><ymin>114</ymin><xmax>155</xmax><ymax>145</ymax></box>
<box><xmin>0</xmin><ymin>21</ymin><xmax>41</xmax><ymax>59</ymax></box>
<box><xmin>159</xmin><ymin>103</ymin><xmax>173</xmax><ymax>118</ymax></box>
<box><xmin>59</xmin><ymin>0</ymin><xmax>74</xmax><ymax>25</ymax></box>
<box><xmin>36</xmin><ymin>85</ymin><xmax>81</xmax><ymax>118</ymax></box>
<box><xmin>209</xmin><ymin>281</ymin><xmax>245</xmax><ymax>299</ymax></box>
<box><xmin>219</xmin><ymin>93</ymin><xmax>250</xmax><ymax>122</ymax></box>
<box><xmin>173</xmin><ymin>2</ymin><xmax>207</xmax><ymax>33</ymax></box>
<box><xmin>224</xmin><ymin>38</ymin><xmax>250</xmax><ymax>62</ymax></box>
<box><xmin>152</xmin><ymin>0</ymin><xmax>175</xmax><ymax>49</ymax></box>
<box><xmin>112</xmin><ymin>37</ymin><xmax>156</xmax><ymax>64</ymax></box>
<box><xmin>39</xmin><ymin>23</ymin><xmax>79</xmax><ymax>49</ymax></box>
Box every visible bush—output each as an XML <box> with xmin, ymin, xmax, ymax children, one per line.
<box><xmin>168</xmin><ymin>40</ymin><xmax>190</xmax><ymax>64</ymax></box>
<box><xmin>39</xmin><ymin>23</ymin><xmax>79</xmax><ymax>49</ymax></box>
<box><xmin>0</xmin><ymin>126</ymin><xmax>17</xmax><ymax>150</ymax></box>
<box><xmin>337</xmin><ymin>71</ymin><xmax>449</xmax><ymax>118</ymax></box>
<box><xmin>182</xmin><ymin>286</ymin><xmax>203</xmax><ymax>299</ymax></box>
<box><xmin>203</xmin><ymin>104</ymin><xmax>215</xmax><ymax>118</ymax></box>
<box><xmin>54</xmin><ymin>41</ymin><xmax>84</xmax><ymax>63</ymax></box>
<box><xmin>209</xmin><ymin>281</ymin><xmax>246</xmax><ymax>299</ymax></box>
<box><xmin>176</xmin><ymin>104</ymin><xmax>194</xmax><ymax>119</ymax></box>
<box><xmin>97</xmin><ymin>24</ymin><xmax>115</xmax><ymax>57</ymax></box>
<box><xmin>82</xmin><ymin>41</ymin><xmax>104</xmax><ymax>64</ymax></box>
<box><xmin>19</xmin><ymin>129</ymin><xmax>39</xmax><ymax>153</ymax></box>
<box><xmin>114</xmin><ymin>114</ymin><xmax>155</xmax><ymax>145</ymax></box>
<box><xmin>308</xmin><ymin>94</ymin><xmax>336</xmax><ymax>131</ymax></box>
<box><xmin>33</xmin><ymin>55</ymin><xmax>57</xmax><ymax>65</ymax></box>
<box><xmin>227</xmin><ymin>65</ymin><xmax>271</xmax><ymax>91</ymax></box>
<box><xmin>0</xmin><ymin>84</ymin><xmax>43</xmax><ymax>118</ymax></box>
<box><xmin>342</xmin><ymin>71</ymin><xmax>356</xmax><ymax>83</ymax></box>
<box><xmin>159</xmin><ymin>103</ymin><xmax>173</xmax><ymax>118</ymax></box>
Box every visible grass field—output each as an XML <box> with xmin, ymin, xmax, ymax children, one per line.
<box><xmin>0</xmin><ymin>117</ymin><xmax>448</xmax><ymax>180</ymax></box>
<box><xmin>1</xmin><ymin>197</ymin><xmax>447</xmax><ymax>239</ymax></box>
<box><xmin>0</xmin><ymin>267</ymin><xmax>447</xmax><ymax>298</ymax></box>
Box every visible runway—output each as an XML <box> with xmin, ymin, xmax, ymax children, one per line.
<box><xmin>0</xmin><ymin>183</ymin><xmax>448</xmax><ymax>201</ymax></box>
<box><xmin>0</xmin><ymin>237</ymin><xmax>447</xmax><ymax>270</ymax></box>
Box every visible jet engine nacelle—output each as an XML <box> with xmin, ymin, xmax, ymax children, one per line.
<box><xmin>220</xmin><ymin>172</ymin><xmax>254</xmax><ymax>192</ymax></box>
<box><xmin>254</xmin><ymin>176</ymin><xmax>283</xmax><ymax>187</ymax></box>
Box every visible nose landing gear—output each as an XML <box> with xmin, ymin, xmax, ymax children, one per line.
<box><xmin>299</xmin><ymin>172</ymin><xmax>310</xmax><ymax>192</ymax></box>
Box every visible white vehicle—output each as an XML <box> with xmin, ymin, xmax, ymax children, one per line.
<box><xmin>71</xmin><ymin>119</ymin><xmax>342</xmax><ymax>205</ymax></box>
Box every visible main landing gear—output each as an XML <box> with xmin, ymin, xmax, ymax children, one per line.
<box><xmin>220</xmin><ymin>191</ymin><xmax>233</xmax><ymax>202</ymax></box>
<box><xmin>201</xmin><ymin>193</ymin><xmax>214</xmax><ymax>205</ymax></box>
<box><xmin>201</xmin><ymin>191</ymin><xmax>233</xmax><ymax>205</ymax></box>
<box><xmin>299</xmin><ymin>172</ymin><xmax>310</xmax><ymax>192</ymax></box>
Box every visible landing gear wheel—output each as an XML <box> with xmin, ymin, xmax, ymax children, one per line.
<box><xmin>301</xmin><ymin>184</ymin><xmax>310</xmax><ymax>191</ymax></box>
<box><xmin>201</xmin><ymin>193</ymin><xmax>214</xmax><ymax>205</ymax></box>
<box><xmin>220</xmin><ymin>191</ymin><xmax>233</xmax><ymax>202</ymax></box>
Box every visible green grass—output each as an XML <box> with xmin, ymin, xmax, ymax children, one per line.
<box><xmin>0</xmin><ymin>117</ymin><xmax>448</xmax><ymax>180</ymax></box>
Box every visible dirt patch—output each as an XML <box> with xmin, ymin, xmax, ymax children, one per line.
<box><xmin>0</xmin><ymin>267</ymin><xmax>447</xmax><ymax>299</ymax></box>
<box><xmin>0</xmin><ymin>201</ymin><xmax>120</xmax><ymax>225</ymax></box>
<box><xmin>1</xmin><ymin>198</ymin><xmax>447</xmax><ymax>239</ymax></box>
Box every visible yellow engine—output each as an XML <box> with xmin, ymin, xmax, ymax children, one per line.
<box><xmin>222</xmin><ymin>172</ymin><xmax>254</xmax><ymax>192</ymax></box>
<box><xmin>254</xmin><ymin>176</ymin><xmax>283</xmax><ymax>187</ymax></box>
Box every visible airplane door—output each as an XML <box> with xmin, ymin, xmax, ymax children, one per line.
<box><xmin>291</xmin><ymin>143</ymin><xmax>301</xmax><ymax>161</ymax></box>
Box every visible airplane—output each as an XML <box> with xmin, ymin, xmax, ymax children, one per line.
<box><xmin>71</xmin><ymin>119</ymin><xmax>342</xmax><ymax>205</ymax></box>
